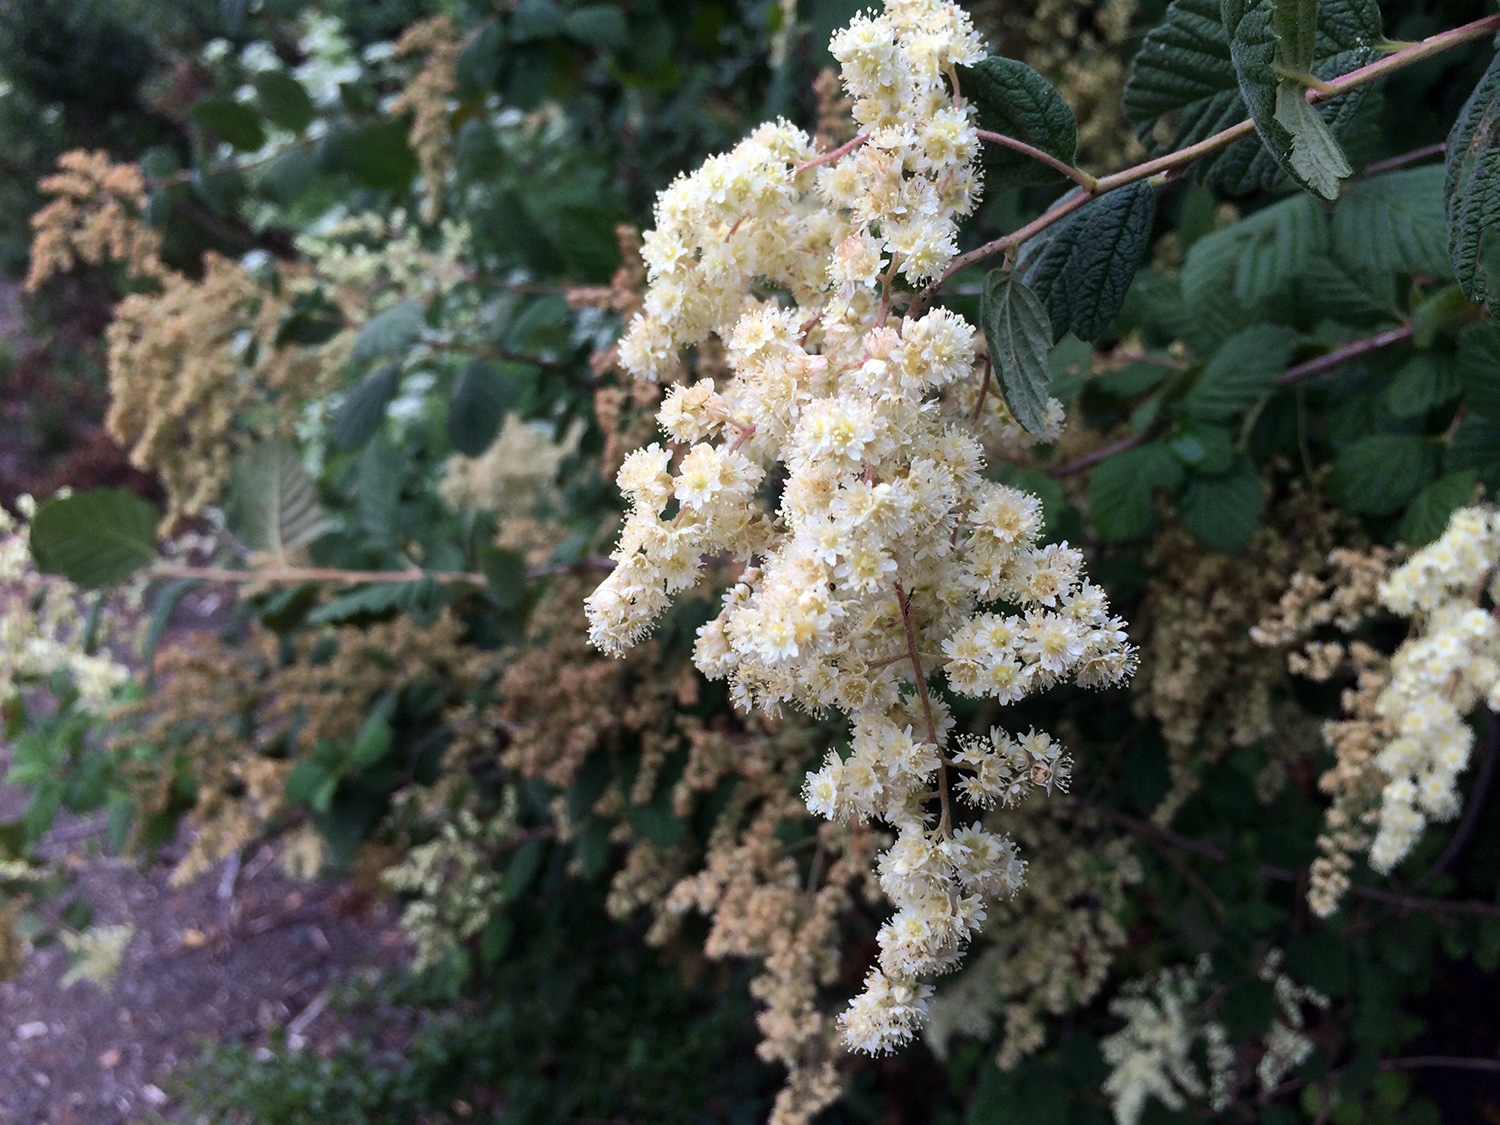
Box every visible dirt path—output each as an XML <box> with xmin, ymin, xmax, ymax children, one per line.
<box><xmin>0</xmin><ymin>817</ymin><xmax>404</xmax><ymax>1125</ymax></box>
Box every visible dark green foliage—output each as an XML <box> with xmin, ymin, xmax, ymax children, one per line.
<box><xmin>961</xmin><ymin>56</ymin><xmax>1079</xmax><ymax>187</ymax></box>
<box><xmin>1020</xmin><ymin>184</ymin><xmax>1157</xmax><ymax>342</ymax></box>
<box><xmin>1446</xmin><ymin>50</ymin><xmax>1500</xmax><ymax>311</ymax></box>
<box><xmin>981</xmin><ymin>270</ymin><xmax>1055</xmax><ymax>433</ymax></box>
<box><xmin>29</xmin><ymin>489</ymin><xmax>159</xmax><ymax>590</ymax></box>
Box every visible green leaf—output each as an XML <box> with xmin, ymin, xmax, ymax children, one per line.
<box><xmin>960</xmin><ymin>56</ymin><xmax>1078</xmax><ymax>188</ymax></box>
<box><xmin>479</xmin><ymin>914</ymin><xmax>514</xmax><ymax>968</ymax></box>
<box><xmin>563</xmin><ymin>5</ymin><xmax>628</xmax><ymax>49</ymax></box>
<box><xmin>1183</xmin><ymin>323</ymin><xmax>1298</xmax><ymax>420</ymax></box>
<box><xmin>317</xmin><ymin>119</ymin><xmax>419</xmax><ymax>192</ymax></box>
<box><xmin>1456</xmin><ymin>322</ymin><xmax>1500</xmax><ymax>420</ymax></box>
<box><xmin>448</xmin><ymin>360</ymin><xmax>524</xmax><ymax>456</ymax></box>
<box><xmin>274</xmin><ymin>291</ymin><xmax>344</xmax><ymax>348</ymax></box>
<box><xmin>511</xmin><ymin>0</ymin><xmax>565</xmax><ymax>40</ymax></box>
<box><xmin>479</xmin><ymin>546</ymin><xmax>528</xmax><ymax>612</ymax></box>
<box><xmin>1296</xmin><ymin>254</ymin><xmax>1400</xmax><ymax>322</ymax></box>
<box><xmin>256</xmin><ymin>146</ymin><xmax>316</xmax><ymax>206</ymax></box>
<box><xmin>333</xmin><ymin>361</ymin><xmax>402</xmax><ymax>452</ymax></box>
<box><xmin>1019</xmin><ymin>183</ymin><xmax>1156</xmax><ymax>342</ymax></box>
<box><xmin>503</xmin><ymin>837</ymin><xmax>548</xmax><ymax>899</ymax></box>
<box><xmin>1271</xmin><ymin>0</ymin><xmax>1317</xmax><ymax>72</ymax></box>
<box><xmin>980</xmin><ymin>271</ymin><xmax>1055</xmax><ymax>434</ymax></box>
<box><xmin>1400</xmin><ymin>471</ymin><xmax>1480</xmax><ymax>545</ymax></box>
<box><xmin>229</xmin><ymin>439</ymin><xmax>333</xmax><ymax>557</ymax></box>
<box><xmin>357</xmin><ymin>438</ymin><xmax>401</xmax><ymax>547</ymax></box>
<box><xmin>1175</xmin><ymin>456</ymin><xmax>1265</xmax><ymax>551</ymax></box>
<box><xmin>1123</xmin><ymin>0</ymin><xmax>1379</xmax><ymax>195</ymax></box>
<box><xmin>351</xmin><ymin>300</ymin><xmax>425</xmax><ymax>365</ymax></box>
<box><xmin>1169</xmin><ymin>419</ymin><xmax>1236</xmax><ymax>473</ymax></box>
<box><xmin>305</xmin><ymin>581</ymin><xmax>435</xmax><ymax>625</ymax></box>
<box><xmin>1327</xmin><ymin>434</ymin><xmax>1439</xmax><ymax>516</ymax></box>
<box><xmin>142</xmin><ymin>578</ymin><xmax>200</xmax><ymax>681</ymax></box>
<box><xmin>1224</xmin><ymin>0</ymin><xmax>1379</xmax><ymax>200</ymax></box>
<box><xmin>189</xmin><ymin>96</ymin><xmax>266</xmax><ymax>152</ymax></box>
<box><xmin>285</xmin><ymin>761</ymin><xmax>337</xmax><ymax>813</ymax></box>
<box><xmin>252</xmin><ymin>70</ymin><xmax>316</xmax><ymax>134</ymax></box>
<box><xmin>1332</xmin><ymin>165</ymin><xmax>1451</xmax><ymax>279</ymax></box>
<box><xmin>349</xmin><ymin>696</ymin><xmax>396</xmax><ymax>770</ymax></box>
<box><xmin>1446</xmin><ymin>413</ymin><xmax>1500</xmax><ymax>493</ymax></box>
<box><xmin>1384</xmin><ymin>354</ymin><xmax>1460</xmax><ymax>419</ymax></box>
<box><xmin>1088</xmin><ymin>441</ymin><xmax>1185</xmax><ymax>540</ymax></box>
<box><xmin>1181</xmin><ymin>193</ymin><xmax>1328</xmax><ymax>306</ymax></box>
<box><xmin>30</xmin><ymin>489</ymin><xmax>160</xmax><ymax>590</ymax></box>
<box><xmin>1446</xmin><ymin>51</ymin><xmax>1500</xmax><ymax>312</ymax></box>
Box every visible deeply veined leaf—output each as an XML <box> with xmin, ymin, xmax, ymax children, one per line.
<box><xmin>1175</xmin><ymin>455</ymin><xmax>1265</xmax><ymax>552</ymax></box>
<box><xmin>1123</xmin><ymin>0</ymin><xmax>1380</xmax><ymax>196</ymax></box>
<box><xmin>1225</xmin><ymin>0</ymin><xmax>1363</xmax><ymax>199</ymax></box>
<box><xmin>1271</xmin><ymin>0</ymin><xmax>1318</xmax><ymax>72</ymax></box>
<box><xmin>1089</xmin><ymin>441</ymin><xmax>1186</xmax><ymax>541</ymax></box>
<box><xmin>30</xmin><ymin>489</ymin><xmax>160</xmax><ymax>590</ymax></box>
<box><xmin>1019</xmin><ymin>183</ymin><xmax>1156</xmax><ymax>342</ymax></box>
<box><xmin>980</xmin><ymin>271</ymin><xmax>1054</xmax><ymax>434</ymax></box>
<box><xmin>351</xmin><ymin>300</ymin><xmax>425</xmax><ymax>364</ymax></box>
<box><xmin>961</xmin><ymin>56</ymin><xmax>1078</xmax><ymax>188</ymax></box>
<box><xmin>1326</xmin><ymin>434</ymin><xmax>1439</xmax><ymax>516</ymax></box>
<box><xmin>1332</xmin><ymin>165</ymin><xmax>1451</xmax><ymax>278</ymax></box>
<box><xmin>1446</xmin><ymin>50</ymin><xmax>1500</xmax><ymax>311</ymax></box>
<box><xmin>332</xmin><ymin>361</ymin><xmax>402</xmax><ymax>452</ymax></box>
<box><xmin>1181</xmin><ymin>194</ymin><xmax>1328</xmax><ymax>306</ymax></box>
<box><xmin>230</xmin><ymin>439</ymin><xmax>333</xmax><ymax>557</ymax></box>
<box><xmin>1184</xmin><ymin>323</ymin><xmax>1299</xmax><ymax>419</ymax></box>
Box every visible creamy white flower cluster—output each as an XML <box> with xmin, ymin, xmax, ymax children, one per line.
<box><xmin>586</xmin><ymin>0</ymin><xmax>1134</xmax><ymax>1056</ymax></box>
<box><xmin>1100</xmin><ymin>957</ymin><xmax>1232</xmax><ymax>1125</ymax></box>
<box><xmin>0</xmin><ymin>497</ymin><xmax>133</xmax><ymax>713</ymax></box>
<box><xmin>1365</xmin><ymin>505</ymin><xmax>1500</xmax><ymax>873</ymax></box>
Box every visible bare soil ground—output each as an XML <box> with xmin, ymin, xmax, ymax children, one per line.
<box><xmin>0</xmin><ymin>279</ymin><xmax>408</xmax><ymax>1124</ymax></box>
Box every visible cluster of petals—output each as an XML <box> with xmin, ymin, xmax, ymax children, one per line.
<box><xmin>1366</xmin><ymin>505</ymin><xmax>1500</xmax><ymax>872</ymax></box>
<box><xmin>587</xmin><ymin>0</ymin><xmax>1134</xmax><ymax>1055</ymax></box>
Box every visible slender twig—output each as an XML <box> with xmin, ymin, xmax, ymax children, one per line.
<box><xmin>1380</xmin><ymin>1056</ymin><xmax>1500</xmax><ymax>1074</ymax></box>
<box><xmin>1048</xmin><ymin>430</ymin><xmax>1156</xmax><ymax>478</ymax></box>
<box><xmin>1043</xmin><ymin>323</ymin><xmax>1416</xmax><ymax>478</ymax></box>
<box><xmin>1275</xmin><ymin>324</ymin><xmax>1416</xmax><ymax>386</ymax></box>
<box><xmin>896</xmin><ymin>582</ymin><xmax>951</xmax><ymax>838</ymax></box>
<box><xmin>150</xmin><ymin>563</ymin><xmax>487</xmax><ymax>586</ymax></box>
<box><xmin>1414</xmin><ymin>709</ymin><xmax>1499</xmax><ymax>891</ymax></box>
<box><xmin>1363</xmin><ymin>143</ymin><xmax>1447</xmax><ymax>176</ymax></box>
<box><xmin>976</xmin><ymin>130</ymin><xmax>1098</xmax><ymax>190</ymax></box>
<box><xmin>924</xmin><ymin>13</ymin><xmax>1500</xmax><ymax>296</ymax></box>
<box><xmin>970</xmin><ymin>354</ymin><xmax>992</xmax><ymax>424</ymax></box>
<box><xmin>793</xmin><ymin>132</ymin><xmax>870</xmax><ymax>175</ymax></box>
<box><xmin>149</xmin><ymin>557</ymin><xmax>617</xmax><ymax>588</ymax></box>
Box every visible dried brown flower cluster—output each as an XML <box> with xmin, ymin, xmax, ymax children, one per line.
<box><xmin>115</xmin><ymin>611</ymin><xmax>492</xmax><ymax>884</ymax></box>
<box><xmin>26</xmin><ymin>150</ymin><xmax>165</xmax><ymax>291</ymax></box>
<box><xmin>1251</xmin><ymin>546</ymin><xmax>1402</xmax><ymax>915</ymax></box>
<box><xmin>971</xmin><ymin>0</ymin><xmax>1141</xmax><ymax>166</ymax></box>
<box><xmin>105</xmin><ymin>254</ymin><xmax>346</xmax><ymax>528</ymax></box>
<box><xmin>1132</xmin><ymin>482</ymin><xmax>1354</xmax><ymax>824</ymax></box>
<box><xmin>391</xmin><ymin>15</ymin><xmax>462</xmax><ymax>224</ymax></box>
<box><xmin>498</xmin><ymin>568</ymin><xmax>882</xmax><ymax>1123</ymax></box>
